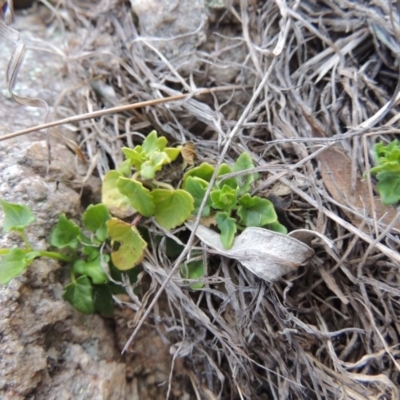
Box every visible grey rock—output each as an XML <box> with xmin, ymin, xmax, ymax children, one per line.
<box><xmin>130</xmin><ymin>0</ymin><xmax>207</xmax><ymax>64</ymax></box>
<box><xmin>0</xmin><ymin>139</ymin><xmax>127</xmax><ymax>400</ymax></box>
<box><xmin>0</xmin><ymin>12</ymin><xmax>127</xmax><ymax>400</ymax></box>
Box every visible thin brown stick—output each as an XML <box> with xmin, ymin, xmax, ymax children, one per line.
<box><xmin>0</xmin><ymin>86</ymin><xmax>241</xmax><ymax>142</ymax></box>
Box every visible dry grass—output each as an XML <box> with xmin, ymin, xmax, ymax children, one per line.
<box><xmin>3</xmin><ymin>0</ymin><xmax>400</xmax><ymax>398</ymax></box>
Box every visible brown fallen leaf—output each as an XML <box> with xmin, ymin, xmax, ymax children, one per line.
<box><xmin>181</xmin><ymin>142</ymin><xmax>197</xmax><ymax>165</ymax></box>
<box><xmin>302</xmin><ymin>110</ymin><xmax>400</xmax><ymax>232</ymax></box>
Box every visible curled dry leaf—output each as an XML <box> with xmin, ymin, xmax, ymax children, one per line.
<box><xmin>186</xmin><ymin>222</ymin><xmax>314</xmax><ymax>281</ymax></box>
<box><xmin>181</xmin><ymin>142</ymin><xmax>197</xmax><ymax>165</ymax></box>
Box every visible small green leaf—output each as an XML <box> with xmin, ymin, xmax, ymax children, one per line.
<box><xmin>152</xmin><ymin>189</ymin><xmax>194</xmax><ymax>229</ymax></box>
<box><xmin>102</xmin><ymin>170</ymin><xmax>135</xmax><ymax>218</ymax></box>
<box><xmin>182</xmin><ymin>176</ymin><xmax>211</xmax><ymax>217</ymax></box>
<box><xmin>82</xmin><ymin>204</ymin><xmax>111</xmax><ymax>242</ymax></box>
<box><xmin>267</xmin><ymin>221</ymin><xmax>288</xmax><ymax>234</ymax></box>
<box><xmin>73</xmin><ymin>255</ymin><xmax>109</xmax><ymax>284</ymax></box>
<box><xmin>117</xmin><ymin>159</ymin><xmax>132</xmax><ymax>176</ymax></box>
<box><xmin>371</xmin><ymin>140</ymin><xmax>400</xmax><ymax>175</ymax></box>
<box><xmin>156</xmin><ymin>136</ymin><xmax>168</xmax><ymax>151</ymax></box>
<box><xmin>232</xmin><ymin>152</ymin><xmax>254</xmax><ymax>172</ymax></box>
<box><xmin>183</xmin><ymin>162</ymin><xmax>215</xmax><ymax>182</ymax></box>
<box><xmin>164</xmin><ymin>147</ymin><xmax>181</xmax><ymax>162</ymax></box>
<box><xmin>117</xmin><ymin>177</ymin><xmax>155</xmax><ymax>217</ymax></box>
<box><xmin>81</xmin><ymin>242</ymin><xmax>100</xmax><ymax>261</ymax></box>
<box><xmin>63</xmin><ymin>275</ymin><xmax>95</xmax><ymax>314</ymax></box>
<box><xmin>237</xmin><ymin>194</ymin><xmax>277</xmax><ymax>227</ymax></box>
<box><xmin>232</xmin><ymin>152</ymin><xmax>257</xmax><ymax>194</ymax></box>
<box><xmin>370</xmin><ymin>140</ymin><xmax>400</xmax><ymax>205</ymax></box>
<box><xmin>93</xmin><ymin>284</ymin><xmax>115</xmax><ymax>316</ymax></box>
<box><xmin>210</xmin><ymin>185</ymin><xmax>237</xmax><ymax>211</ymax></box>
<box><xmin>24</xmin><ymin>251</ymin><xmax>41</xmax><ymax>262</ymax></box>
<box><xmin>107</xmin><ymin>218</ymin><xmax>147</xmax><ymax>270</ymax></box>
<box><xmin>122</xmin><ymin>147</ymin><xmax>146</xmax><ymax>170</ymax></box>
<box><xmin>180</xmin><ymin>260</ymin><xmax>205</xmax><ymax>289</ymax></box>
<box><xmin>218</xmin><ymin>164</ymin><xmax>232</xmax><ymax>175</ymax></box>
<box><xmin>142</xmin><ymin>130</ymin><xmax>158</xmax><ymax>155</ymax></box>
<box><xmin>0</xmin><ymin>200</ymin><xmax>36</xmax><ymax>233</ymax></box>
<box><xmin>217</xmin><ymin>163</ymin><xmax>237</xmax><ymax>189</ymax></box>
<box><xmin>375</xmin><ymin>171</ymin><xmax>400</xmax><ymax>205</ymax></box>
<box><xmin>0</xmin><ymin>249</ymin><xmax>30</xmax><ymax>285</ymax></box>
<box><xmin>50</xmin><ymin>214</ymin><xmax>81</xmax><ymax>249</ymax></box>
<box><xmin>140</xmin><ymin>151</ymin><xmax>170</xmax><ymax>179</ymax></box>
<box><xmin>216</xmin><ymin>212</ymin><xmax>237</xmax><ymax>249</ymax></box>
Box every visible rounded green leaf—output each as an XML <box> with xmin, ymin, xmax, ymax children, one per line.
<box><xmin>210</xmin><ymin>185</ymin><xmax>237</xmax><ymax>211</ymax></box>
<box><xmin>182</xmin><ymin>176</ymin><xmax>211</xmax><ymax>217</ymax></box>
<box><xmin>376</xmin><ymin>171</ymin><xmax>400</xmax><ymax>205</ymax></box>
<box><xmin>122</xmin><ymin>147</ymin><xmax>145</xmax><ymax>170</ymax></box>
<box><xmin>232</xmin><ymin>152</ymin><xmax>257</xmax><ymax>194</ymax></box>
<box><xmin>0</xmin><ymin>249</ymin><xmax>30</xmax><ymax>285</ymax></box>
<box><xmin>152</xmin><ymin>189</ymin><xmax>194</xmax><ymax>229</ymax></box>
<box><xmin>267</xmin><ymin>221</ymin><xmax>288</xmax><ymax>234</ymax></box>
<box><xmin>73</xmin><ymin>255</ymin><xmax>109</xmax><ymax>284</ymax></box>
<box><xmin>82</xmin><ymin>204</ymin><xmax>111</xmax><ymax>242</ymax></box>
<box><xmin>216</xmin><ymin>211</ymin><xmax>237</xmax><ymax>249</ymax></box>
<box><xmin>183</xmin><ymin>162</ymin><xmax>215</xmax><ymax>182</ymax></box>
<box><xmin>180</xmin><ymin>260</ymin><xmax>205</xmax><ymax>289</ymax></box>
<box><xmin>102</xmin><ymin>170</ymin><xmax>135</xmax><ymax>219</ymax></box>
<box><xmin>140</xmin><ymin>151</ymin><xmax>170</xmax><ymax>179</ymax></box>
<box><xmin>217</xmin><ymin>163</ymin><xmax>237</xmax><ymax>189</ymax></box>
<box><xmin>117</xmin><ymin>177</ymin><xmax>155</xmax><ymax>217</ymax></box>
<box><xmin>50</xmin><ymin>214</ymin><xmax>81</xmax><ymax>249</ymax></box>
<box><xmin>63</xmin><ymin>275</ymin><xmax>95</xmax><ymax>314</ymax></box>
<box><xmin>156</xmin><ymin>136</ymin><xmax>168</xmax><ymax>151</ymax></box>
<box><xmin>117</xmin><ymin>159</ymin><xmax>132</xmax><ymax>176</ymax></box>
<box><xmin>164</xmin><ymin>147</ymin><xmax>181</xmax><ymax>162</ymax></box>
<box><xmin>142</xmin><ymin>130</ymin><xmax>158</xmax><ymax>155</ymax></box>
<box><xmin>232</xmin><ymin>152</ymin><xmax>254</xmax><ymax>172</ymax></box>
<box><xmin>81</xmin><ymin>243</ymin><xmax>100</xmax><ymax>261</ymax></box>
<box><xmin>0</xmin><ymin>200</ymin><xmax>36</xmax><ymax>233</ymax></box>
<box><xmin>237</xmin><ymin>194</ymin><xmax>277</xmax><ymax>227</ymax></box>
<box><xmin>107</xmin><ymin>218</ymin><xmax>147</xmax><ymax>270</ymax></box>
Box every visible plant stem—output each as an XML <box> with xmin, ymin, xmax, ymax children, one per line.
<box><xmin>38</xmin><ymin>251</ymin><xmax>75</xmax><ymax>263</ymax></box>
<box><xmin>19</xmin><ymin>230</ymin><xmax>33</xmax><ymax>250</ymax></box>
<box><xmin>152</xmin><ymin>180</ymin><xmax>174</xmax><ymax>190</ymax></box>
<box><xmin>0</xmin><ymin>248</ymin><xmax>74</xmax><ymax>263</ymax></box>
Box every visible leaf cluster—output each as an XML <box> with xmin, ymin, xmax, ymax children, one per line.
<box><xmin>102</xmin><ymin>130</ymin><xmax>194</xmax><ymax>270</ymax></box>
<box><xmin>370</xmin><ymin>139</ymin><xmax>400</xmax><ymax>205</ymax></box>
<box><xmin>182</xmin><ymin>153</ymin><xmax>287</xmax><ymax>249</ymax></box>
<box><xmin>0</xmin><ymin>200</ymin><xmax>131</xmax><ymax>315</ymax></box>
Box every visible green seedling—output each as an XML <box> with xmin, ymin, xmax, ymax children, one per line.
<box><xmin>0</xmin><ymin>130</ymin><xmax>288</xmax><ymax>312</ymax></box>
<box><xmin>182</xmin><ymin>152</ymin><xmax>287</xmax><ymax>249</ymax></box>
<box><xmin>0</xmin><ymin>201</ymin><xmax>119</xmax><ymax>315</ymax></box>
<box><xmin>102</xmin><ymin>130</ymin><xmax>194</xmax><ymax>269</ymax></box>
<box><xmin>370</xmin><ymin>139</ymin><xmax>400</xmax><ymax>205</ymax></box>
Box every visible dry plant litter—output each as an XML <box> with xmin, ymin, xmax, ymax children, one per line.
<box><xmin>2</xmin><ymin>0</ymin><xmax>400</xmax><ymax>398</ymax></box>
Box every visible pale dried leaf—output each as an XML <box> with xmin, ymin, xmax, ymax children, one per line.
<box><xmin>186</xmin><ymin>222</ymin><xmax>314</xmax><ymax>281</ymax></box>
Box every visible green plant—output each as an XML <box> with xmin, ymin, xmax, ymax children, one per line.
<box><xmin>0</xmin><ymin>200</ymin><xmax>129</xmax><ymax>315</ymax></box>
<box><xmin>370</xmin><ymin>139</ymin><xmax>400</xmax><ymax>205</ymax></box>
<box><xmin>0</xmin><ymin>130</ymin><xmax>287</xmax><ymax>313</ymax></box>
<box><xmin>182</xmin><ymin>153</ymin><xmax>287</xmax><ymax>249</ymax></box>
